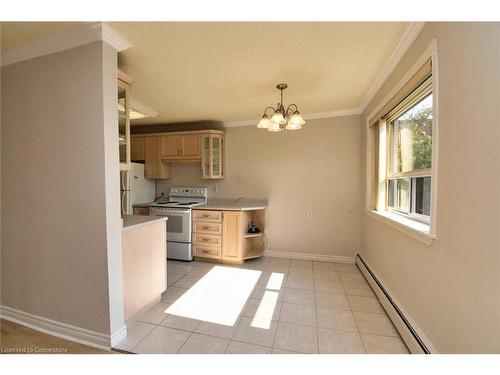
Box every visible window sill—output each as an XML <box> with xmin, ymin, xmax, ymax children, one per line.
<box><xmin>365</xmin><ymin>209</ymin><xmax>436</xmax><ymax>246</ymax></box>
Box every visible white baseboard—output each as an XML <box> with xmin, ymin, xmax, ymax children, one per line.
<box><xmin>356</xmin><ymin>254</ymin><xmax>437</xmax><ymax>354</ymax></box>
<box><xmin>264</xmin><ymin>250</ymin><xmax>355</xmax><ymax>264</ymax></box>
<box><xmin>110</xmin><ymin>325</ymin><xmax>128</xmax><ymax>347</ymax></box>
<box><xmin>0</xmin><ymin>305</ymin><xmax>125</xmax><ymax>350</ymax></box>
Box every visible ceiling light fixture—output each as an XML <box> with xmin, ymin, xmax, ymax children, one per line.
<box><xmin>257</xmin><ymin>83</ymin><xmax>305</xmax><ymax>132</ymax></box>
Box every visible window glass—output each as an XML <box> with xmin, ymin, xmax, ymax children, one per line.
<box><xmin>389</xmin><ymin>94</ymin><xmax>433</xmax><ymax>174</ymax></box>
<box><xmin>415</xmin><ymin>176</ymin><xmax>431</xmax><ymax>216</ymax></box>
<box><xmin>388</xmin><ymin>178</ymin><xmax>410</xmax><ymax>213</ymax></box>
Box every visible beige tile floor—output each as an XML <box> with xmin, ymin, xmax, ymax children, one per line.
<box><xmin>115</xmin><ymin>257</ymin><xmax>409</xmax><ymax>354</ymax></box>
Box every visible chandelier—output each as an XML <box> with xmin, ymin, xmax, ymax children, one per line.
<box><xmin>257</xmin><ymin>83</ymin><xmax>305</xmax><ymax>132</ymax></box>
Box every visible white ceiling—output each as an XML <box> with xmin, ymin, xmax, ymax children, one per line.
<box><xmin>2</xmin><ymin>22</ymin><xmax>409</xmax><ymax>126</ymax></box>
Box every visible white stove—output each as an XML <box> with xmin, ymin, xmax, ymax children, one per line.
<box><xmin>150</xmin><ymin>187</ymin><xmax>208</xmax><ymax>261</ymax></box>
<box><xmin>150</xmin><ymin>187</ymin><xmax>208</xmax><ymax>209</ymax></box>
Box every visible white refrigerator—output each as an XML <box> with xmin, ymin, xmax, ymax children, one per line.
<box><xmin>120</xmin><ymin>162</ymin><xmax>156</xmax><ymax>215</ymax></box>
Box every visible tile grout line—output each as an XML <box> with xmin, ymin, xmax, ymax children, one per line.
<box><xmin>313</xmin><ymin>260</ymin><xmax>320</xmax><ymax>354</ymax></box>
<box><xmin>222</xmin><ymin>258</ymin><xmax>271</xmax><ymax>353</ymax></box>
<box><xmin>225</xmin><ymin>257</ymin><xmax>271</xmax><ymax>353</ymax></box>
<box><xmin>170</xmin><ymin>264</ymin><xmax>193</xmax><ymax>354</ymax></box>
<box><xmin>270</xmin><ymin>258</ymin><xmax>291</xmax><ymax>353</ymax></box>
<box><xmin>340</xmin><ymin>264</ymin><xmax>367</xmax><ymax>354</ymax></box>
<box><xmin>174</xmin><ymin>266</ymin><xmax>194</xmax><ymax>354</ymax></box>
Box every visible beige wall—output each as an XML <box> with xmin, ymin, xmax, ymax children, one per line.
<box><xmin>1</xmin><ymin>41</ymin><xmax>124</xmax><ymax>338</ymax></box>
<box><xmin>361</xmin><ymin>22</ymin><xmax>500</xmax><ymax>353</ymax></box>
<box><xmin>158</xmin><ymin>115</ymin><xmax>363</xmax><ymax>258</ymax></box>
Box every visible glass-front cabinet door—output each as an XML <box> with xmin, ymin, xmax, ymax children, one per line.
<box><xmin>118</xmin><ymin>72</ymin><xmax>131</xmax><ymax>171</ymax></box>
<box><xmin>202</xmin><ymin>136</ymin><xmax>210</xmax><ymax>177</ymax></box>
<box><xmin>211</xmin><ymin>135</ymin><xmax>223</xmax><ymax>178</ymax></box>
<box><xmin>201</xmin><ymin>134</ymin><xmax>224</xmax><ymax>179</ymax></box>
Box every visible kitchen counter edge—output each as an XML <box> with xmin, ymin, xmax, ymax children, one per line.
<box><xmin>194</xmin><ymin>200</ymin><xmax>268</xmax><ymax>211</ymax></box>
<box><xmin>122</xmin><ymin>215</ymin><xmax>168</xmax><ymax>232</ymax></box>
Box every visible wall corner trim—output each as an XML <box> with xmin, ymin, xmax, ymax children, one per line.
<box><xmin>0</xmin><ymin>305</ymin><xmax>117</xmax><ymax>350</ymax></box>
<box><xmin>358</xmin><ymin>22</ymin><xmax>427</xmax><ymax>112</ymax></box>
<box><xmin>1</xmin><ymin>22</ymin><xmax>132</xmax><ymax>67</ymax></box>
<box><xmin>110</xmin><ymin>325</ymin><xmax>128</xmax><ymax>347</ymax></box>
<box><xmin>356</xmin><ymin>254</ymin><xmax>437</xmax><ymax>354</ymax></box>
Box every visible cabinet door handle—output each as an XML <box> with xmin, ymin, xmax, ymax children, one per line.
<box><xmin>202</xmin><ymin>238</ymin><xmax>210</xmax><ymax>242</ymax></box>
<box><xmin>202</xmin><ymin>214</ymin><xmax>210</xmax><ymax>218</ymax></box>
<box><xmin>202</xmin><ymin>250</ymin><xmax>210</xmax><ymax>254</ymax></box>
<box><xmin>202</xmin><ymin>226</ymin><xmax>210</xmax><ymax>230</ymax></box>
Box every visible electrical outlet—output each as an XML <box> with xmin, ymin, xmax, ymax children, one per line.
<box><xmin>213</xmin><ymin>184</ymin><xmax>218</xmax><ymax>192</ymax></box>
<box><xmin>306</xmin><ymin>210</ymin><xmax>313</xmax><ymax>218</ymax></box>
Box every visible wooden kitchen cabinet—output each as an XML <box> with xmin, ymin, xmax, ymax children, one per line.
<box><xmin>161</xmin><ymin>136</ymin><xmax>180</xmax><ymax>160</ymax></box>
<box><xmin>131</xmin><ymin>137</ymin><xmax>145</xmax><ymax>161</ymax></box>
<box><xmin>222</xmin><ymin>211</ymin><xmax>243</xmax><ymax>261</ymax></box>
<box><xmin>145</xmin><ymin>136</ymin><xmax>170</xmax><ymax>179</ymax></box>
<box><xmin>133</xmin><ymin>206</ymin><xmax>149</xmax><ymax>215</ymax></box>
<box><xmin>180</xmin><ymin>135</ymin><xmax>201</xmax><ymax>159</ymax></box>
<box><xmin>201</xmin><ymin>134</ymin><xmax>224</xmax><ymax>179</ymax></box>
<box><xmin>131</xmin><ymin>130</ymin><xmax>224</xmax><ymax>179</ymax></box>
<box><xmin>161</xmin><ymin>134</ymin><xmax>201</xmax><ymax>161</ymax></box>
<box><xmin>192</xmin><ymin>209</ymin><xmax>222</xmax><ymax>260</ymax></box>
<box><xmin>192</xmin><ymin>209</ymin><xmax>265</xmax><ymax>264</ymax></box>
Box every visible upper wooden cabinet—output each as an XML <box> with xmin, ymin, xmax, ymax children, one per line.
<box><xmin>161</xmin><ymin>134</ymin><xmax>201</xmax><ymax>161</ymax></box>
<box><xmin>201</xmin><ymin>134</ymin><xmax>224</xmax><ymax>179</ymax></box>
<box><xmin>144</xmin><ymin>137</ymin><xmax>170</xmax><ymax>179</ymax></box>
<box><xmin>131</xmin><ymin>137</ymin><xmax>145</xmax><ymax>161</ymax></box>
<box><xmin>180</xmin><ymin>135</ymin><xmax>201</xmax><ymax>159</ymax></box>
<box><xmin>118</xmin><ymin>71</ymin><xmax>132</xmax><ymax>171</ymax></box>
<box><xmin>161</xmin><ymin>136</ymin><xmax>180</xmax><ymax>160</ymax></box>
<box><xmin>131</xmin><ymin>130</ymin><xmax>224</xmax><ymax>179</ymax></box>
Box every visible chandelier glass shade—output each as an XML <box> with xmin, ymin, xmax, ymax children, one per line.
<box><xmin>257</xmin><ymin>83</ymin><xmax>305</xmax><ymax>132</ymax></box>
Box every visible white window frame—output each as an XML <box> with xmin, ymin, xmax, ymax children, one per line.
<box><xmin>386</xmin><ymin>88</ymin><xmax>433</xmax><ymax>224</ymax></box>
<box><xmin>365</xmin><ymin>39</ymin><xmax>439</xmax><ymax>246</ymax></box>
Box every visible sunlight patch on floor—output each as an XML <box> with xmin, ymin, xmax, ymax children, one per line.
<box><xmin>165</xmin><ymin>265</ymin><xmax>261</xmax><ymax>326</ymax></box>
<box><xmin>266</xmin><ymin>272</ymin><xmax>284</xmax><ymax>290</ymax></box>
<box><xmin>250</xmin><ymin>290</ymin><xmax>279</xmax><ymax>329</ymax></box>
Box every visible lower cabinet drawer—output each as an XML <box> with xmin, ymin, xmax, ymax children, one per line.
<box><xmin>193</xmin><ymin>210</ymin><xmax>222</xmax><ymax>222</ymax></box>
<box><xmin>193</xmin><ymin>221</ymin><xmax>222</xmax><ymax>235</ymax></box>
<box><xmin>194</xmin><ymin>246</ymin><xmax>221</xmax><ymax>259</ymax></box>
<box><xmin>133</xmin><ymin>206</ymin><xmax>149</xmax><ymax>215</ymax></box>
<box><xmin>193</xmin><ymin>233</ymin><xmax>222</xmax><ymax>248</ymax></box>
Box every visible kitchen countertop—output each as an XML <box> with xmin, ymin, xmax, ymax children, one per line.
<box><xmin>122</xmin><ymin>215</ymin><xmax>168</xmax><ymax>232</ymax></box>
<box><xmin>194</xmin><ymin>198</ymin><xmax>268</xmax><ymax>211</ymax></box>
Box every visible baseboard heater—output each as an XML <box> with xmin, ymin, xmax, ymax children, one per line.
<box><xmin>356</xmin><ymin>253</ymin><xmax>432</xmax><ymax>354</ymax></box>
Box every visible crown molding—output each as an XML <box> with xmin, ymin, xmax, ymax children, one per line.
<box><xmin>223</xmin><ymin>107</ymin><xmax>362</xmax><ymax>128</ymax></box>
<box><xmin>101</xmin><ymin>23</ymin><xmax>133</xmax><ymax>52</ymax></box>
<box><xmin>131</xmin><ymin>98</ymin><xmax>159</xmax><ymax>118</ymax></box>
<box><xmin>358</xmin><ymin>22</ymin><xmax>426</xmax><ymax>113</ymax></box>
<box><xmin>1</xmin><ymin>22</ymin><xmax>132</xmax><ymax>67</ymax></box>
<box><xmin>303</xmin><ymin>107</ymin><xmax>362</xmax><ymax>120</ymax></box>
